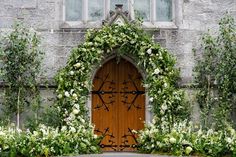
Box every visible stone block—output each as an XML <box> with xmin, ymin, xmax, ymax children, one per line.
<box><xmin>0</xmin><ymin>17</ymin><xmax>14</xmax><ymax>28</ymax></box>
<box><xmin>13</xmin><ymin>0</ymin><xmax>37</xmax><ymax>9</ymax></box>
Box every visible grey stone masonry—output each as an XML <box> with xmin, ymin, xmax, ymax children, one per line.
<box><xmin>0</xmin><ymin>0</ymin><xmax>235</xmax><ymax>123</ymax></box>
<box><xmin>0</xmin><ymin>0</ymin><xmax>235</xmax><ymax>85</ymax></box>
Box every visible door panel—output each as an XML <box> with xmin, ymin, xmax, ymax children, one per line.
<box><xmin>92</xmin><ymin>58</ymin><xmax>145</xmax><ymax>151</ymax></box>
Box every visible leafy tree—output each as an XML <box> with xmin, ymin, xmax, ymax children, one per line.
<box><xmin>0</xmin><ymin>22</ymin><xmax>44</xmax><ymax>128</ymax></box>
<box><xmin>194</xmin><ymin>14</ymin><xmax>236</xmax><ymax>130</ymax></box>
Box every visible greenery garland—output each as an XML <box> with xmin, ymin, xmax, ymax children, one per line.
<box><xmin>55</xmin><ymin>22</ymin><xmax>189</xmax><ymax>130</ymax></box>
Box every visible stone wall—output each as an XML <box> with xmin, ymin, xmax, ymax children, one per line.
<box><xmin>1</xmin><ymin>0</ymin><xmax>235</xmax><ymax>84</ymax></box>
<box><xmin>0</xmin><ymin>0</ymin><xmax>235</xmax><ymax>122</ymax></box>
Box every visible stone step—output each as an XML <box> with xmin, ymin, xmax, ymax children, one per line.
<box><xmin>77</xmin><ymin>153</ymin><xmax>175</xmax><ymax>157</ymax></box>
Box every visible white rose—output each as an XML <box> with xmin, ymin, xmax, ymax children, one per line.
<box><xmin>169</xmin><ymin>137</ymin><xmax>176</xmax><ymax>144</ymax></box>
<box><xmin>57</xmin><ymin>94</ymin><xmax>63</xmax><ymax>99</ymax></box>
<box><xmin>61</xmin><ymin>126</ymin><xmax>67</xmax><ymax>132</ymax></box>
<box><xmin>94</xmin><ymin>134</ymin><xmax>98</xmax><ymax>139</ymax></box>
<box><xmin>70</xmin><ymin>127</ymin><xmax>76</xmax><ymax>133</ymax></box>
<box><xmin>154</xmin><ymin>68</ymin><xmax>160</xmax><ymax>75</ymax></box>
<box><xmin>226</xmin><ymin>137</ymin><xmax>233</xmax><ymax>144</ymax></box>
<box><xmin>72</xmin><ymin>93</ymin><xmax>77</xmax><ymax>99</ymax></box>
<box><xmin>163</xmin><ymin>82</ymin><xmax>168</xmax><ymax>88</ymax></box>
<box><xmin>161</xmin><ymin>104</ymin><xmax>168</xmax><ymax>111</ymax></box>
<box><xmin>147</xmin><ymin>48</ymin><xmax>152</xmax><ymax>54</ymax></box>
<box><xmin>72</xmin><ymin>108</ymin><xmax>79</xmax><ymax>115</ymax></box>
<box><xmin>149</xmin><ymin>97</ymin><xmax>154</xmax><ymax>102</ymax></box>
<box><xmin>74</xmin><ymin>63</ymin><xmax>81</xmax><ymax>68</ymax></box>
<box><xmin>74</xmin><ymin>104</ymin><xmax>80</xmax><ymax>110</ymax></box>
<box><xmin>69</xmin><ymin>71</ymin><xmax>74</xmax><ymax>75</ymax></box>
<box><xmin>64</xmin><ymin>91</ymin><xmax>70</xmax><ymax>97</ymax></box>
<box><xmin>185</xmin><ymin>146</ymin><xmax>193</xmax><ymax>155</ymax></box>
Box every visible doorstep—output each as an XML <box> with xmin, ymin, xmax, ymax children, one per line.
<box><xmin>76</xmin><ymin>152</ymin><xmax>176</xmax><ymax>157</ymax></box>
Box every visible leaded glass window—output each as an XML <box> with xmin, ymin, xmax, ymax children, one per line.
<box><xmin>88</xmin><ymin>0</ymin><xmax>104</xmax><ymax>21</ymax></box>
<box><xmin>64</xmin><ymin>0</ymin><xmax>173</xmax><ymax>23</ymax></box>
<box><xmin>65</xmin><ymin>0</ymin><xmax>82</xmax><ymax>21</ymax></box>
<box><xmin>156</xmin><ymin>0</ymin><xmax>172</xmax><ymax>21</ymax></box>
<box><xmin>134</xmin><ymin>0</ymin><xmax>150</xmax><ymax>21</ymax></box>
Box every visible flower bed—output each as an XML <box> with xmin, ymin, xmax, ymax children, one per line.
<box><xmin>137</xmin><ymin>120</ymin><xmax>236</xmax><ymax>157</ymax></box>
<box><xmin>0</xmin><ymin>124</ymin><xmax>100</xmax><ymax>157</ymax></box>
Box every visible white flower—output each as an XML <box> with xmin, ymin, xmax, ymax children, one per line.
<box><xmin>161</xmin><ymin>104</ymin><xmax>168</xmax><ymax>111</ymax></box>
<box><xmin>69</xmin><ymin>71</ymin><xmax>74</xmax><ymax>75</ymax></box>
<box><xmin>72</xmin><ymin>93</ymin><xmax>77</xmax><ymax>99</ymax></box>
<box><xmin>226</xmin><ymin>137</ymin><xmax>233</xmax><ymax>144</ymax></box>
<box><xmin>70</xmin><ymin>127</ymin><xmax>76</xmax><ymax>133</ymax></box>
<box><xmin>74</xmin><ymin>104</ymin><xmax>80</xmax><ymax>110</ymax></box>
<box><xmin>74</xmin><ymin>63</ymin><xmax>81</xmax><ymax>68</ymax></box>
<box><xmin>147</xmin><ymin>48</ymin><xmax>152</xmax><ymax>54</ymax></box>
<box><xmin>70</xmin><ymin>89</ymin><xmax>74</xmax><ymax>94</ymax></box>
<box><xmin>154</xmin><ymin>68</ymin><xmax>160</xmax><ymax>75</ymax></box>
<box><xmin>163</xmin><ymin>82</ymin><xmax>168</xmax><ymax>88</ymax></box>
<box><xmin>169</xmin><ymin>137</ymin><xmax>176</xmax><ymax>144</ymax></box>
<box><xmin>64</xmin><ymin>91</ymin><xmax>70</xmax><ymax>97</ymax></box>
<box><xmin>57</xmin><ymin>94</ymin><xmax>63</xmax><ymax>99</ymax></box>
<box><xmin>94</xmin><ymin>134</ymin><xmax>98</xmax><ymax>139</ymax></box>
<box><xmin>185</xmin><ymin>146</ymin><xmax>193</xmax><ymax>155</ymax></box>
<box><xmin>0</xmin><ymin>131</ymin><xmax>5</xmax><ymax>136</ymax></box>
<box><xmin>72</xmin><ymin>108</ymin><xmax>79</xmax><ymax>115</ymax></box>
<box><xmin>69</xmin><ymin>113</ymin><xmax>75</xmax><ymax>120</ymax></box>
<box><xmin>149</xmin><ymin>97</ymin><xmax>154</xmax><ymax>102</ymax></box>
<box><xmin>61</xmin><ymin>126</ymin><xmax>67</xmax><ymax>132</ymax></box>
<box><xmin>80</xmin><ymin>118</ymin><xmax>85</xmax><ymax>123</ymax></box>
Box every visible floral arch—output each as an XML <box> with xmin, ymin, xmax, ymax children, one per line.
<box><xmin>55</xmin><ymin>23</ymin><xmax>187</xmax><ymax>129</ymax></box>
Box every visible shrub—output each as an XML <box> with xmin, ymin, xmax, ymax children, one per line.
<box><xmin>0</xmin><ymin>124</ymin><xmax>101</xmax><ymax>157</ymax></box>
<box><xmin>137</xmin><ymin>119</ymin><xmax>236</xmax><ymax>156</ymax></box>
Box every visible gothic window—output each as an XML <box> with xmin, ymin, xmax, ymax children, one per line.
<box><xmin>156</xmin><ymin>0</ymin><xmax>172</xmax><ymax>21</ymax></box>
<box><xmin>64</xmin><ymin>0</ymin><xmax>173</xmax><ymax>23</ymax></box>
<box><xmin>65</xmin><ymin>0</ymin><xmax>82</xmax><ymax>21</ymax></box>
<box><xmin>88</xmin><ymin>0</ymin><xmax>104</xmax><ymax>21</ymax></box>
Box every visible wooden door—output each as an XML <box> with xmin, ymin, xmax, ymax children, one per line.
<box><xmin>92</xmin><ymin>58</ymin><xmax>145</xmax><ymax>151</ymax></box>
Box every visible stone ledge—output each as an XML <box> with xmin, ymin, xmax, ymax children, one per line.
<box><xmin>70</xmin><ymin>153</ymin><xmax>177</xmax><ymax>157</ymax></box>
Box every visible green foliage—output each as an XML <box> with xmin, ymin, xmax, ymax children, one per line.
<box><xmin>55</xmin><ymin>22</ymin><xmax>188</xmax><ymax>131</ymax></box>
<box><xmin>194</xmin><ymin>14</ymin><xmax>236</xmax><ymax>130</ymax></box>
<box><xmin>0</xmin><ymin>22</ymin><xmax>44</xmax><ymax>127</ymax></box>
<box><xmin>0</xmin><ymin>124</ymin><xmax>100</xmax><ymax>157</ymax></box>
<box><xmin>137</xmin><ymin>120</ymin><xmax>236</xmax><ymax>157</ymax></box>
<box><xmin>25</xmin><ymin>105</ymin><xmax>62</xmax><ymax>132</ymax></box>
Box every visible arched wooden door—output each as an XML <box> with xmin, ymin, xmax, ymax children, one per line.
<box><xmin>92</xmin><ymin>58</ymin><xmax>145</xmax><ymax>151</ymax></box>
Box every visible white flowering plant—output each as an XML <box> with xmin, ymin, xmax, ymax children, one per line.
<box><xmin>137</xmin><ymin>119</ymin><xmax>236</xmax><ymax>156</ymax></box>
<box><xmin>0</xmin><ymin>124</ymin><xmax>100</xmax><ymax>157</ymax></box>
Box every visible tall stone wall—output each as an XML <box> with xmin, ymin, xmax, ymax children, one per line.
<box><xmin>0</xmin><ymin>0</ymin><xmax>235</xmax><ymax>121</ymax></box>
<box><xmin>0</xmin><ymin>0</ymin><xmax>235</xmax><ymax>84</ymax></box>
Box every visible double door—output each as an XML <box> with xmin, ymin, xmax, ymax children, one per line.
<box><xmin>92</xmin><ymin>58</ymin><xmax>145</xmax><ymax>151</ymax></box>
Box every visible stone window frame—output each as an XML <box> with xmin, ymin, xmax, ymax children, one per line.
<box><xmin>61</xmin><ymin>0</ymin><xmax>180</xmax><ymax>29</ymax></box>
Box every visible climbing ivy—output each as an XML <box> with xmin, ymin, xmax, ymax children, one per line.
<box><xmin>55</xmin><ymin>22</ymin><xmax>189</xmax><ymax>131</ymax></box>
<box><xmin>194</xmin><ymin>14</ymin><xmax>236</xmax><ymax>130</ymax></box>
